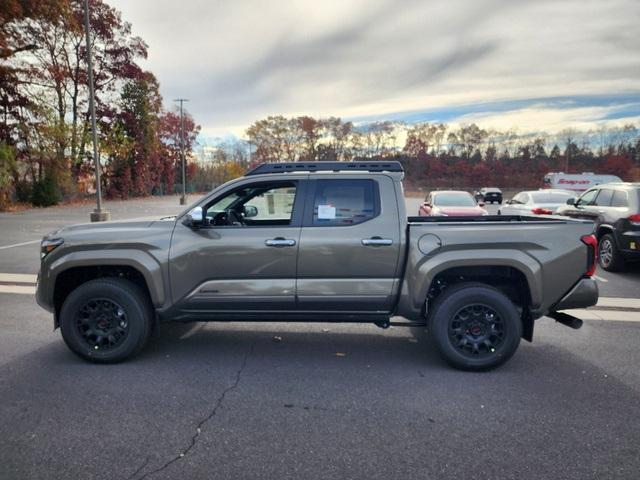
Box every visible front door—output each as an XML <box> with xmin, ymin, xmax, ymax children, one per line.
<box><xmin>169</xmin><ymin>178</ymin><xmax>306</xmax><ymax>314</ymax></box>
<box><xmin>296</xmin><ymin>175</ymin><xmax>402</xmax><ymax>313</ymax></box>
<box><xmin>567</xmin><ymin>188</ymin><xmax>600</xmax><ymax>221</ymax></box>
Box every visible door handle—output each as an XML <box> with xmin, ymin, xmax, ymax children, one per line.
<box><xmin>361</xmin><ymin>237</ymin><xmax>393</xmax><ymax>246</ymax></box>
<box><xmin>265</xmin><ymin>237</ymin><xmax>296</xmax><ymax>247</ymax></box>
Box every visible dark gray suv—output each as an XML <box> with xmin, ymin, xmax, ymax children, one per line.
<box><xmin>556</xmin><ymin>182</ymin><xmax>640</xmax><ymax>271</ymax></box>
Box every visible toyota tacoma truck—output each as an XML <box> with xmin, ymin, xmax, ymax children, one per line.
<box><xmin>36</xmin><ymin>162</ymin><xmax>599</xmax><ymax>370</ymax></box>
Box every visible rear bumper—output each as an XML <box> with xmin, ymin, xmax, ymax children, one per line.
<box><xmin>552</xmin><ymin>277</ymin><xmax>598</xmax><ymax>311</ymax></box>
<box><xmin>619</xmin><ymin>230</ymin><xmax>640</xmax><ymax>261</ymax></box>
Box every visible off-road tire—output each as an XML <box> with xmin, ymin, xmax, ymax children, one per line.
<box><xmin>428</xmin><ymin>282</ymin><xmax>522</xmax><ymax>371</ymax></box>
<box><xmin>59</xmin><ymin>278</ymin><xmax>152</xmax><ymax>363</ymax></box>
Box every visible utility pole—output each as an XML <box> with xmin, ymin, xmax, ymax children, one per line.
<box><xmin>175</xmin><ymin>98</ymin><xmax>189</xmax><ymax>205</ymax></box>
<box><xmin>84</xmin><ymin>0</ymin><xmax>109</xmax><ymax>222</ymax></box>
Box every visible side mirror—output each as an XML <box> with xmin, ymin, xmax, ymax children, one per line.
<box><xmin>478</xmin><ymin>202</ymin><xmax>485</xmax><ymax>207</ymax></box>
<box><xmin>505</xmin><ymin>200</ymin><xmax>513</xmax><ymax>205</ymax></box>
<box><xmin>243</xmin><ymin>205</ymin><xmax>258</xmax><ymax>218</ymax></box>
<box><xmin>566</xmin><ymin>198</ymin><xmax>576</xmax><ymax>205</ymax></box>
<box><xmin>424</xmin><ymin>203</ymin><xmax>432</xmax><ymax>208</ymax></box>
<box><xmin>183</xmin><ymin>206</ymin><xmax>203</xmax><ymax>227</ymax></box>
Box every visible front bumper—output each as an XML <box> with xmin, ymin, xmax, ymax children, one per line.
<box><xmin>35</xmin><ymin>269</ymin><xmax>54</xmax><ymax>313</ymax></box>
<box><xmin>552</xmin><ymin>277</ymin><xmax>598</xmax><ymax>311</ymax></box>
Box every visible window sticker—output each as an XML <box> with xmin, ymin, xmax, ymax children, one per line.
<box><xmin>317</xmin><ymin>205</ymin><xmax>336</xmax><ymax>219</ymax></box>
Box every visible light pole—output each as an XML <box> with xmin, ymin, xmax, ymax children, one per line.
<box><xmin>174</xmin><ymin>98</ymin><xmax>189</xmax><ymax>205</ymax></box>
<box><xmin>84</xmin><ymin>0</ymin><xmax>110</xmax><ymax>222</ymax></box>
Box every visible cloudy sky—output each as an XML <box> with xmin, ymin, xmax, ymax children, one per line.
<box><xmin>109</xmin><ymin>0</ymin><xmax>640</xmax><ymax>138</ymax></box>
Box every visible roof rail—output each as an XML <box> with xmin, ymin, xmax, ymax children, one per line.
<box><xmin>245</xmin><ymin>161</ymin><xmax>404</xmax><ymax>176</ymax></box>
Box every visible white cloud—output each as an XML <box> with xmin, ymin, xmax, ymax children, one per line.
<box><xmin>107</xmin><ymin>0</ymin><xmax>640</xmax><ymax>136</ymax></box>
<box><xmin>456</xmin><ymin>103</ymin><xmax>640</xmax><ymax>133</ymax></box>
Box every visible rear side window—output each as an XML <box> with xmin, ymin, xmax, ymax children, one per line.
<box><xmin>611</xmin><ymin>190</ymin><xmax>629</xmax><ymax>208</ymax></box>
<box><xmin>312</xmin><ymin>179</ymin><xmax>378</xmax><ymax>226</ymax></box>
<box><xmin>594</xmin><ymin>189</ymin><xmax>613</xmax><ymax>207</ymax></box>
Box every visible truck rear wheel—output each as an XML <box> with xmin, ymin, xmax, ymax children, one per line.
<box><xmin>59</xmin><ymin>278</ymin><xmax>152</xmax><ymax>363</ymax></box>
<box><xmin>428</xmin><ymin>283</ymin><xmax>522</xmax><ymax>371</ymax></box>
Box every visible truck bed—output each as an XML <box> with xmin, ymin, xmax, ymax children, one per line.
<box><xmin>408</xmin><ymin>214</ymin><xmax>579</xmax><ymax>224</ymax></box>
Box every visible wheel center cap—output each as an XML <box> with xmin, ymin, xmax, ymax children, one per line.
<box><xmin>97</xmin><ymin>316</ymin><xmax>110</xmax><ymax>329</ymax></box>
<box><xmin>470</xmin><ymin>325</ymin><xmax>482</xmax><ymax>335</ymax></box>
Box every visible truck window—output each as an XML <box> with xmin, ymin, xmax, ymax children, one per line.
<box><xmin>243</xmin><ymin>186</ymin><xmax>296</xmax><ymax>221</ymax></box>
<box><xmin>611</xmin><ymin>190</ymin><xmax>629</xmax><ymax>207</ymax></box>
<box><xmin>312</xmin><ymin>179</ymin><xmax>378</xmax><ymax>226</ymax></box>
<box><xmin>205</xmin><ymin>181</ymin><xmax>297</xmax><ymax>226</ymax></box>
<box><xmin>594</xmin><ymin>189</ymin><xmax>613</xmax><ymax>207</ymax></box>
<box><xmin>577</xmin><ymin>189</ymin><xmax>598</xmax><ymax>206</ymax></box>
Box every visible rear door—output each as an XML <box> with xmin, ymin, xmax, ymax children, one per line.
<box><xmin>592</xmin><ymin>188</ymin><xmax>615</xmax><ymax>226</ymax></box>
<box><xmin>296</xmin><ymin>175</ymin><xmax>402</xmax><ymax>313</ymax></box>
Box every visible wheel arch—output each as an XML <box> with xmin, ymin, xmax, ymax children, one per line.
<box><xmin>397</xmin><ymin>253</ymin><xmax>539</xmax><ymax>340</ymax></box>
<box><xmin>48</xmin><ymin>250</ymin><xmax>165</xmax><ymax>321</ymax></box>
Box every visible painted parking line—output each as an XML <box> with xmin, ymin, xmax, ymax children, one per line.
<box><xmin>0</xmin><ymin>285</ymin><xmax>36</xmax><ymax>295</ymax></box>
<box><xmin>593</xmin><ymin>275</ymin><xmax>609</xmax><ymax>283</ymax></box>
<box><xmin>596</xmin><ymin>297</ymin><xmax>640</xmax><ymax>310</ymax></box>
<box><xmin>0</xmin><ymin>240</ymin><xmax>40</xmax><ymax>250</ymax></box>
<box><xmin>0</xmin><ymin>273</ymin><xmax>38</xmax><ymax>284</ymax></box>
<box><xmin>560</xmin><ymin>309</ymin><xmax>640</xmax><ymax>323</ymax></box>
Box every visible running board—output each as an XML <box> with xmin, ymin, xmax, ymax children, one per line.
<box><xmin>548</xmin><ymin>311</ymin><xmax>583</xmax><ymax>330</ymax></box>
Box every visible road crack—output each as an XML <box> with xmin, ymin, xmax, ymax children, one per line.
<box><xmin>132</xmin><ymin>342</ymin><xmax>255</xmax><ymax>480</ymax></box>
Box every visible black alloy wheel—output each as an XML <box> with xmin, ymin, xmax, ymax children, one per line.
<box><xmin>76</xmin><ymin>298</ymin><xmax>129</xmax><ymax>350</ymax></box>
<box><xmin>448</xmin><ymin>304</ymin><xmax>505</xmax><ymax>358</ymax></box>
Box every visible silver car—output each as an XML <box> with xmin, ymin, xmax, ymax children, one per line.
<box><xmin>499</xmin><ymin>189</ymin><xmax>574</xmax><ymax>216</ymax></box>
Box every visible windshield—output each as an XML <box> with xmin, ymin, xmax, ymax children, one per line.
<box><xmin>433</xmin><ymin>192</ymin><xmax>477</xmax><ymax>207</ymax></box>
<box><xmin>530</xmin><ymin>192</ymin><xmax>573</xmax><ymax>203</ymax></box>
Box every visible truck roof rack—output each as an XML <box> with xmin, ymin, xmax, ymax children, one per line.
<box><xmin>246</xmin><ymin>161</ymin><xmax>404</xmax><ymax>176</ymax></box>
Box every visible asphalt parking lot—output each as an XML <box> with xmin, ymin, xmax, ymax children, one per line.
<box><xmin>1</xmin><ymin>195</ymin><xmax>640</xmax><ymax>480</ymax></box>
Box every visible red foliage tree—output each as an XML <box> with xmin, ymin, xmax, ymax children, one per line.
<box><xmin>603</xmin><ymin>154</ymin><xmax>633</xmax><ymax>180</ymax></box>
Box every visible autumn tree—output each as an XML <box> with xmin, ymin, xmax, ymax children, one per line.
<box><xmin>14</xmin><ymin>0</ymin><xmax>147</xmax><ymax>184</ymax></box>
<box><xmin>159</xmin><ymin>108</ymin><xmax>200</xmax><ymax>195</ymax></box>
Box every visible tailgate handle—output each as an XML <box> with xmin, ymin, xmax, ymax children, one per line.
<box><xmin>265</xmin><ymin>237</ymin><xmax>296</xmax><ymax>247</ymax></box>
<box><xmin>362</xmin><ymin>237</ymin><xmax>393</xmax><ymax>246</ymax></box>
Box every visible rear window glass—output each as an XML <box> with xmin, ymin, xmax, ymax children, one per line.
<box><xmin>530</xmin><ymin>192</ymin><xmax>573</xmax><ymax>203</ymax></box>
<box><xmin>611</xmin><ymin>190</ymin><xmax>629</xmax><ymax>208</ymax></box>
<box><xmin>312</xmin><ymin>179</ymin><xmax>378</xmax><ymax>226</ymax></box>
<box><xmin>433</xmin><ymin>192</ymin><xmax>476</xmax><ymax>206</ymax></box>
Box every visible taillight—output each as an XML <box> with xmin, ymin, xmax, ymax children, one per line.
<box><xmin>581</xmin><ymin>234</ymin><xmax>597</xmax><ymax>277</ymax></box>
<box><xmin>629</xmin><ymin>214</ymin><xmax>640</xmax><ymax>226</ymax></box>
<box><xmin>531</xmin><ymin>207</ymin><xmax>553</xmax><ymax>215</ymax></box>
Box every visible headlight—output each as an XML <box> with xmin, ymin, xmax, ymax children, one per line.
<box><xmin>41</xmin><ymin>238</ymin><xmax>63</xmax><ymax>259</ymax></box>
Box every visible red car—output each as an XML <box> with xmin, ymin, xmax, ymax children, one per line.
<box><xmin>419</xmin><ymin>190</ymin><xmax>488</xmax><ymax>216</ymax></box>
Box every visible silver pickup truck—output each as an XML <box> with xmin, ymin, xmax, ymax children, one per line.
<box><xmin>37</xmin><ymin>162</ymin><xmax>598</xmax><ymax>370</ymax></box>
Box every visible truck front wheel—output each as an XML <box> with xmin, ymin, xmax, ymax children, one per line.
<box><xmin>59</xmin><ymin>278</ymin><xmax>152</xmax><ymax>363</ymax></box>
<box><xmin>428</xmin><ymin>283</ymin><xmax>522</xmax><ymax>371</ymax></box>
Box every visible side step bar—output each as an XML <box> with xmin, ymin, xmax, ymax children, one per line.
<box><xmin>548</xmin><ymin>311</ymin><xmax>583</xmax><ymax>330</ymax></box>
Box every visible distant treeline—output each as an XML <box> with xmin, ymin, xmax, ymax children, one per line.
<box><xmin>239</xmin><ymin>116</ymin><xmax>640</xmax><ymax>189</ymax></box>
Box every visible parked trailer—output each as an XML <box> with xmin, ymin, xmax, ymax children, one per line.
<box><xmin>543</xmin><ymin>172</ymin><xmax>622</xmax><ymax>192</ymax></box>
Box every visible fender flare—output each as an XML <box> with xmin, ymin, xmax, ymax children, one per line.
<box><xmin>47</xmin><ymin>249</ymin><xmax>166</xmax><ymax>308</ymax></box>
<box><xmin>409</xmin><ymin>249</ymin><xmax>541</xmax><ymax>312</ymax></box>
